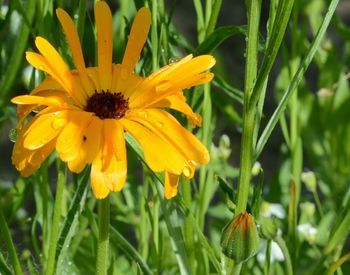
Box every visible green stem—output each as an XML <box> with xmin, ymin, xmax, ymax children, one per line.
<box><xmin>274</xmin><ymin>235</ymin><xmax>293</xmax><ymax>275</ymax></box>
<box><xmin>0</xmin><ymin>207</ymin><xmax>23</xmax><ymax>275</ymax></box>
<box><xmin>235</xmin><ymin>0</ymin><xmax>261</xmax><ymax>215</ymax></box>
<box><xmin>232</xmin><ymin>263</ymin><xmax>242</xmax><ymax>275</ymax></box>
<box><xmin>96</xmin><ymin>197</ymin><xmax>110</xmax><ymax>275</ymax></box>
<box><xmin>151</xmin><ymin>0</ymin><xmax>159</xmax><ymax>70</ymax></box>
<box><xmin>205</xmin><ymin>0</ymin><xmax>222</xmax><ymax>37</ymax></box>
<box><xmin>313</xmin><ymin>190</ymin><xmax>324</xmax><ymax>218</ymax></box>
<box><xmin>46</xmin><ymin>161</ymin><xmax>66</xmax><ymax>275</ymax></box>
<box><xmin>183</xmin><ymin>180</ymin><xmax>196</xmax><ymax>274</ymax></box>
<box><xmin>264</xmin><ymin>240</ymin><xmax>271</xmax><ymax>275</ymax></box>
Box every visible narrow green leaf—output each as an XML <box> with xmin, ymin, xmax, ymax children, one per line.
<box><xmin>213</xmin><ymin>74</ymin><xmax>244</xmax><ymax>104</ymax></box>
<box><xmin>0</xmin><ymin>0</ymin><xmax>35</xmax><ymax>107</ymax></box>
<box><xmin>0</xmin><ymin>251</ymin><xmax>13</xmax><ymax>275</ymax></box>
<box><xmin>55</xmin><ymin>167</ymin><xmax>90</xmax><ymax>274</ymax></box>
<box><xmin>324</xmin><ymin>201</ymin><xmax>350</xmax><ymax>255</ymax></box>
<box><xmin>255</xmin><ymin>0</ymin><xmax>340</xmax><ymax>159</ymax></box>
<box><xmin>109</xmin><ymin>223</ymin><xmax>153</xmax><ymax>275</ymax></box>
<box><xmin>249</xmin><ymin>0</ymin><xmax>295</xmax><ymax>110</ymax></box>
<box><xmin>195</xmin><ymin>25</ymin><xmax>265</xmax><ymax>55</ymax></box>
<box><xmin>0</xmin><ymin>207</ymin><xmax>23</xmax><ymax>275</ymax></box>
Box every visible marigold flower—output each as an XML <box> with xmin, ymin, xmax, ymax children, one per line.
<box><xmin>11</xmin><ymin>2</ymin><xmax>215</xmax><ymax>199</ymax></box>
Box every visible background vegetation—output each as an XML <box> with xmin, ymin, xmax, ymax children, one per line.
<box><xmin>0</xmin><ymin>0</ymin><xmax>349</xmax><ymax>274</ymax></box>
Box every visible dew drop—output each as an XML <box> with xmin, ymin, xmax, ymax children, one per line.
<box><xmin>52</xmin><ymin>118</ymin><xmax>65</xmax><ymax>130</ymax></box>
<box><xmin>169</xmin><ymin>56</ymin><xmax>180</xmax><ymax>64</ymax></box>
<box><xmin>155</xmin><ymin>121</ymin><xmax>163</xmax><ymax>128</ymax></box>
<box><xmin>188</xmin><ymin>159</ymin><xmax>197</xmax><ymax>166</ymax></box>
<box><xmin>137</xmin><ymin>110</ymin><xmax>148</xmax><ymax>118</ymax></box>
<box><xmin>40</xmin><ymin>138</ymin><xmax>48</xmax><ymax>144</ymax></box>
<box><xmin>60</xmin><ymin>138</ymin><xmax>68</xmax><ymax>144</ymax></box>
<box><xmin>182</xmin><ymin>166</ymin><xmax>191</xmax><ymax>177</ymax></box>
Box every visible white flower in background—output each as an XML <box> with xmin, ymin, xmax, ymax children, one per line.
<box><xmin>210</xmin><ymin>134</ymin><xmax>231</xmax><ymax>161</ymax></box>
<box><xmin>261</xmin><ymin>201</ymin><xmax>286</xmax><ymax>219</ymax></box>
<box><xmin>297</xmin><ymin>223</ymin><xmax>318</xmax><ymax>243</ymax></box>
<box><xmin>257</xmin><ymin>239</ymin><xmax>285</xmax><ymax>263</ymax></box>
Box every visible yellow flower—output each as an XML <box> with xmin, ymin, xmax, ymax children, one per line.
<box><xmin>11</xmin><ymin>1</ymin><xmax>215</xmax><ymax>199</ymax></box>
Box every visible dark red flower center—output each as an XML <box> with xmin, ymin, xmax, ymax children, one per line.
<box><xmin>85</xmin><ymin>90</ymin><xmax>129</xmax><ymax>119</ymax></box>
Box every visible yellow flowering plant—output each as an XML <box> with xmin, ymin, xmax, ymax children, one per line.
<box><xmin>1</xmin><ymin>0</ymin><xmax>347</xmax><ymax>275</ymax></box>
<box><xmin>11</xmin><ymin>2</ymin><xmax>214</xmax><ymax>200</ymax></box>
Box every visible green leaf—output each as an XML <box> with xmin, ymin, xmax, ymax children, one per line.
<box><xmin>195</xmin><ymin>25</ymin><xmax>265</xmax><ymax>55</ymax></box>
<box><xmin>0</xmin><ymin>0</ymin><xmax>36</xmax><ymax>107</ymax></box>
<box><xmin>55</xmin><ymin>167</ymin><xmax>90</xmax><ymax>274</ymax></box>
<box><xmin>255</xmin><ymin>0</ymin><xmax>340</xmax><ymax>159</ymax></box>
<box><xmin>213</xmin><ymin>74</ymin><xmax>244</xmax><ymax>104</ymax></box>
<box><xmin>109</xmin><ymin>225</ymin><xmax>153</xmax><ymax>275</ymax></box>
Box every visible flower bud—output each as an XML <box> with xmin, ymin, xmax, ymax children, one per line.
<box><xmin>220</xmin><ymin>212</ymin><xmax>259</xmax><ymax>263</ymax></box>
<box><xmin>301</xmin><ymin>171</ymin><xmax>317</xmax><ymax>193</ymax></box>
<box><xmin>258</xmin><ymin>217</ymin><xmax>278</xmax><ymax>240</ymax></box>
<box><xmin>251</xmin><ymin>161</ymin><xmax>261</xmax><ymax>176</ymax></box>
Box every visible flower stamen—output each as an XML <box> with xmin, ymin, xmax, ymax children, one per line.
<box><xmin>85</xmin><ymin>90</ymin><xmax>129</xmax><ymax>119</ymax></box>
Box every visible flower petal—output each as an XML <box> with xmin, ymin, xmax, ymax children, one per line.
<box><xmin>90</xmin><ymin>160</ymin><xmax>111</xmax><ymax>199</ymax></box>
<box><xmin>149</xmin><ymin>92</ymin><xmax>202</xmax><ymax>127</ymax></box>
<box><xmin>127</xmin><ymin>108</ymin><xmax>209</xmax><ymax>166</ymax></box>
<box><xmin>120</xmin><ymin>118</ymin><xmax>187</xmax><ymax>175</ymax></box>
<box><xmin>23</xmin><ymin>110</ymin><xmax>68</xmax><ymax>150</ymax></box>
<box><xmin>67</xmin><ymin>116</ymin><xmax>102</xmax><ymax>173</ymax></box>
<box><xmin>122</xmin><ymin>7</ymin><xmax>151</xmax><ymax>75</ymax></box>
<box><xmin>12</xmin><ymin>119</ymin><xmax>55</xmax><ymax>177</ymax></box>
<box><xmin>56</xmin><ymin>110</ymin><xmax>93</xmax><ymax>162</ymax></box>
<box><xmin>11</xmin><ymin>95</ymin><xmax>64</xmax><ymax>106</ymax></box>
<box><xmin>164</xmin><ymin>171</ymin><xmax>179</xmax><ymax>199</ymax></box>
<box><xmin>29</xmin><ymin>37</ymin><xmax>87</xmax><ymax>106</ymax></box>
<box><xmin>129</xmin><ymin>55</ymin><xmax>215</xmax><ymax>108</ymax></box>
<box><xmin>91</xmin><ymin>120</ymin><xmax>127</xmax><ymax>198</ymax></box>
<box><xmin>56</xmin><ymin>8</ymin><xmax>94</xmax><ymax>96</ymax></box>
<box><xmin>95</xmin><ymin>1</ymin><xmax>113</xmax><ymax>90</ymax></box>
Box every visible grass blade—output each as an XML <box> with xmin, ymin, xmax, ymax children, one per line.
<box><xmin>255</xmin><ymin>0</ymin><xmax>340</xmax><ymax>159</ymax></box>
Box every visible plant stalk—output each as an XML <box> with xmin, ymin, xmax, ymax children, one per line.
<box><xmin>96</xmin><ymin>197</ymin><xmax>110</xmax><ymax>275</ymax></box>
<box><xmin>46</xmin><ymin>160</ymin><xmax>66</xmax><ymax>275</ymax></box>
<box><xmin>235</xmin><ymin>0</ymin><xmax>261</xmax><ymax>215</ymax></box>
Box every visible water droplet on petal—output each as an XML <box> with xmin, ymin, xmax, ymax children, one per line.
<box><xmin>155</xmin><ymin>121</ymin><xmax>163</xmax><ymax>128</ymax></box>
<box><xmin>169</xmin><ymin>56</ymin><xmax>180</xmax><ymax>64</ymax></box>
<box><xmin>52</xmin><ymin>118</ymin><xmax>65</xmax><ymax>130</ymax></box>
<box><xmin>137</xmin><ymin>111</ymin><xmax>148</xmax><ymax>118</ymax></box>
<box><xmin>182</xmin><ymin>166</ymin><xmax>191</xmax><ymax>177</ymax></box>
<box><xmin>60</xmin><ymin>138</ymin><xmax>67</xmax><ymax>144</ymax></box>
<box><xmin>188</xmin><ymin>159</ymin><xmax>197</xmax><ymax>167</ymax></box>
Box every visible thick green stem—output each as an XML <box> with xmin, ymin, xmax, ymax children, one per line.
<box><xmin>46</xmin><ymin>161</ymin><xmax>66</xmax><ymax>275</ymax></box>
<box><xmin>236</xmin><ymin>0</ymin><xmax>261</xmax><ymax>215</ymax></box>
<box><xmin>96</xmin><ymin>197</ymin><xmax>110</xmax><ymax>275</ymax></box>
<box><xmin>183</xmin><ymin>180</ymin><xmax>196</xmax><ymax>274</ymax></box>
